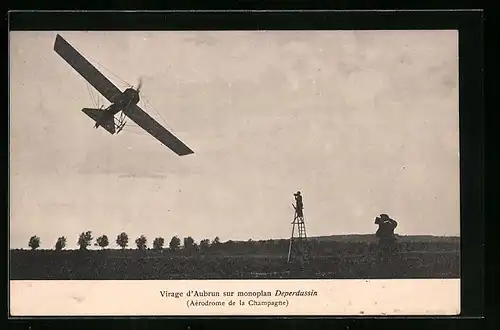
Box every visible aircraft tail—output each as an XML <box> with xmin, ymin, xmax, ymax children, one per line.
<box><xmin>82</xmin><ymin>108</ymin><xmax>116</xmax><ymax>134</ymax></box>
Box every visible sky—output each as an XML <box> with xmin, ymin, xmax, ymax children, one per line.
<box><xmin>9</xmin><ymin>30</ymin><xmax>460</xmax><ymax>249</ymax></box>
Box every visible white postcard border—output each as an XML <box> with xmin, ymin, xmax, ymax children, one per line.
<box><xmin>10</xmin><ymin>279</ymin><xmax>460</xmax><ymax>316</ymax></box>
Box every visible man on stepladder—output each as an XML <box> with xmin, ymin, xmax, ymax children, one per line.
<box><xmin>294</xmin><ymin>191</ymin><xmax>304</xmax><ymax>217</ymax></box>
<box><xmin>288</xmin><ymin>190</ymin><xmax>309</xmax><ymax>266</ymax></box>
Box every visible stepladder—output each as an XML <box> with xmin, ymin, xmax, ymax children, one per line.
<box><xmin>287</xmin><ymin>204</ymin><xmax>310</xmax><ymax>264</ymax></box>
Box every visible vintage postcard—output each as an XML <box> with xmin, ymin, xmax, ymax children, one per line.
<box><xmin>9</xmin><ymin>30</ymin><xmax>460</xmax><ymax>316</ymax></box>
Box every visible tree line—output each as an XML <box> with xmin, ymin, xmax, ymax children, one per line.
<box><xmin>27</xmin><ymin>232</ymin><xmax>222</xmax><ymax>252</ymax></box>
<box><xmin>23</xmin><ymin>232</ymin><xmax>460</xmax><ymax>255</ymax></box>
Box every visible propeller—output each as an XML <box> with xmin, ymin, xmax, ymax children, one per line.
<box><xmin>136</xmin><ymin>77</ymin><xmax>143</xmax><ymax>93</ymax></box>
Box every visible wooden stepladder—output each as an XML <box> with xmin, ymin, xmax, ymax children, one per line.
<box><xmin>287</xmin><ymin>204</ymin><xmax>310</xmax><ymax>264</ymax></box>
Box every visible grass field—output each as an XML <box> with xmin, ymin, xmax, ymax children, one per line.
<box><xmin>10</xmin><ymin>236</ymin><xmax>460</xmax><ymax>280</ymax></box>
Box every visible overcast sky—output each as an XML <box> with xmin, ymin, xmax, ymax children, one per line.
<box><xmin>9</xmin><ymin>30</ymin><xmax>459</xmax><ymax>249</ymax></box>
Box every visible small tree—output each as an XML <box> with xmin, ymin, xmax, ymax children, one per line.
<box><xmin>116</xmin><ymin>232</ymin><xmax>129</xmax><ymax>249</ymax></box>
<box><xmin>169</xmin><ymin>235</ymin><xmax>181</xmax><ymax>252</ymax></box>
<box><xmin>135</xmin><ymin>235</ymin><xmax>147</xmax><ymax>250</ymax></box>
<box><xmin>192</xmin><ymin>243</ymin><xmax>199</xmax><ymax>253</ymax></box>
<box><xmin>77</xmin><ymin>231</ymin><xmax>93</xmax><ymax>250</ymax></box>
<box><xmin>153</xmin><ymin>237</ymin><xmax>165</xmax><ymax>250</ymax></box>
<box><xmin>29</xmin><ymin>235</ymin><xmax>40</xmax><ymax>250</ymax></box>
<box><xmin>95</xmin><ymin>235</ymin><xmax>109</xmax><ymax>249</ymax></box>
<box><xmin>183</xmin><ymin>236</ymin><xmax>195</xmax><ymax>250</ymax></box>
<box><xmin>55</xmin><ymin>236</ymin><xmax>67</xmax><ymax>251</ymax></box>
<box><xmin>199</xmin><ymin>239</ymin><xmax>211</xmax><ymax>252</ymax></box>
<box><xmin>212</xmin><ymin>236</ymin><xmax>221</xmax><ymax>245</ymax></box>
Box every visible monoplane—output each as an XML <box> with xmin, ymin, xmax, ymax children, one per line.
<box><xmin>53</xmin><ymin>34</ymin><xmax>194</xmax><ymax>156</ymax></box>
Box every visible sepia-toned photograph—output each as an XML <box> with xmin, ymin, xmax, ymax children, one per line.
<box><xmin>9</xmin><ymin>30</ymin><xmax>461</xmax><ymax>315</ymax></box>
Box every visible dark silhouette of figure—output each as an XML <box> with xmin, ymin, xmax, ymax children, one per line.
<box><xmin>374</xmin><ymin>214</ymin><xmax>398</xmax><ymax>264</ymax></box>
<box><xmin>294</xmin><ymin>191</ymin><xmax>304</xmax><ymax>217</ymax></box>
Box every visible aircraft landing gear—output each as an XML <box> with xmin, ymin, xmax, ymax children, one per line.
<box><xmin>114</xmin><ymin>111</ymin><xmax>127</xmax><ymax>134</ymax></box>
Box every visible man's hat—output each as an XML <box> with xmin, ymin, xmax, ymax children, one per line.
<box><xmin>294</xmin><ymin>191</ymin><xmax>301</xmax><ymax>196</ymax></box>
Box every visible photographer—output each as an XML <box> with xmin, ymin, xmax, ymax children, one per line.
<box><xmin>374</xmin><ymin>214</ymin><xmax>398</xmax><ymax>264</ymax></box>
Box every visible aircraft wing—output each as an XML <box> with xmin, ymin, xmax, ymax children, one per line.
<box><xmin>53</xmin><ymin>34</ymin><xmax>122</xmax><ymax>103</ymax></box>
<box><xmin>125</xmin><ymin>105</ymin><xmax>194</xmax><ymax>156</ymax></box>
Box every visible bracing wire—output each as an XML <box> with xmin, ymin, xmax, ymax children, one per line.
<box><xmin>71</xmin><ymin>42</ymin><xmax>133</xmax><ymax>90</ymax></box>
<box><xmin>86</xmin><ymin>82</ymin><xmax>97</xmax><ymax>108</ymax></box>
<box><xmin>139</xmin><ymin>95</ymin><xmax>176</xmax><ymax>134</ymax></box>
<box><xmin>121</xmin><ymin>127</ymin><xmax>150</xmax><ymax>136</ymax></box>
<box><xmin>85</xmin><ymin>83</ymin><xmax>92</xmax><ymax>106</ymax></box>
<box><xmin>86</xmin><ymin>54</ymin><xmax>133</xmax><ymax>89</ymax></box>
<box><xmin>86</xmin><ymin>82</ymin><xmax>105</xmax><ymax>109</ymax></box>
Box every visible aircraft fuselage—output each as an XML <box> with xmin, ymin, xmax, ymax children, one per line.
<box><xmin>95</xmin><ymin>88</ymin><xmax>140</xmax><ymax>128</ymax></box>
<box><xmin>109</xmin><ymin>87</ymin><xmax>141</xmax><ymax>115</ymax></box>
